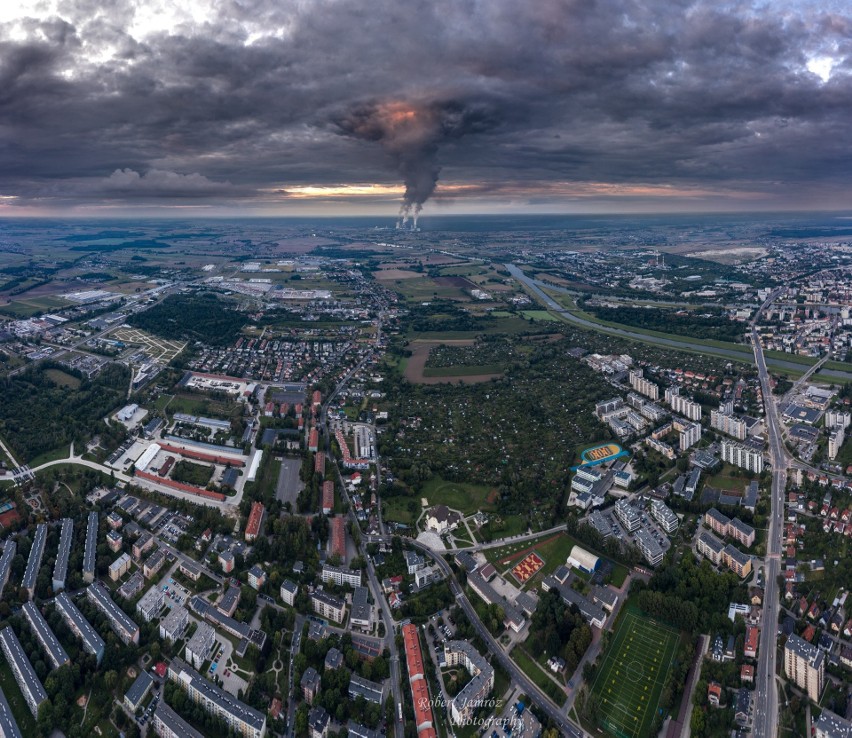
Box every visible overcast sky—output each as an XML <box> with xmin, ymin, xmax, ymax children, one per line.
<box><xmin>2</xmin><ymin>0</ymin><xmax>851</xmax><ymax>217</ymax></box>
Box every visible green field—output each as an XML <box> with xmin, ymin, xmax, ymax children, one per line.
<box><xmin>591</xmin><ymin>611</ymin><xmax>679</xmax><ymax>738</ymax></box>
<box><xmin>485</xmin><ymin>530</ymin><xmax>629</xmax><ymax>587</ymax></box>
<box><xmin>421</xmin><ymin>476</ymin><xmax>497</xmax><ymax>514</ymax></box>
<box><xmin>0</xmin><ymin>294</ymin><xmax>72</xmax><ymax>317</ymax></box>
<box><xmin>28</xmin><ymin>444</ymin><xmax>72</xmax><ymax>466</ymax></box>
<box><xmin>392</xmin><ymin>277</ymin><xmax>468</xmax><ymax>302</ymax></box>
<box><xmin>421</xmin><ymin>363</ymin><xmax>505</xmax><ymax>377</ymax></box>
<box><xmin>45</xmin><ymin>368</ymin><xmax>82</xmax><ymax>389</ymax></box>
<box><xmin>521</xmin><ymin>310</ymin><xmax>561</xmax><ymax>322</ymax></box>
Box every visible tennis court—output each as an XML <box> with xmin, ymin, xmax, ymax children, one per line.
<box><xmin>591</xmin><ymin>610</ymin><xmax>679</xmax><ymax>738</ymax></box>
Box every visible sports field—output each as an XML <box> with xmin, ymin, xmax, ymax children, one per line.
<box><xmin>511</xmin><ymin>552</ymin><xmax>545</xmax><ymax>583</ymax></box>
<box><xmin>590</xmin><ymin>611</ymin><xmax>679</xmax><ymax>738</ymax></box>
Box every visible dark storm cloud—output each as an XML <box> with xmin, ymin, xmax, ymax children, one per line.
<box><xmin>333</xmin><ymin>98</ymin><xmax>502</xmax><ymax>223</ymax></box>
<box><xmin>2</xmin><ymin>0</ymin><xmax>852</xmax><ymax>211</ymax></box>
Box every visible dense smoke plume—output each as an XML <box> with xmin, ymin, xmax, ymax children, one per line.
<box><xmin>336</xmin><ymin>99</ymin><xmax>497</xmax><ymax>226</ymax></box>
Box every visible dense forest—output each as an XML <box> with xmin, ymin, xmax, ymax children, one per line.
<box><xmin>127</xmin><ymin>292</ymin><xmax>246</xmax><ymax>345</ymax></box>
<box><xmin>582</xmin><ymin>303</ymin><xmax>747</xmax><ymax>343</ymax></box>
<box><xmin>0</xmin><ymin>362</ymin><xmax>129</xmax><ymax>463</ymax></box>
<box><xmin>527</xmin><ymin>590</ymin><xmax>593</xmax><ymax>675</ymax></box>
<box><xmin>631</xmin><ymin>552</ymin><xmax>745</xmax><ymax>634</ymax></box>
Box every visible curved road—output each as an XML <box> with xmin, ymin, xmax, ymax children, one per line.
<box><xmin>31</xmin><ymin>455</ymin><xmax>242</xmax><ymax>511</ymax></box>
<box><xmin>506</xmin><ymin>263</ymin><xmax>852</xmax><ymax>381</ymax></box>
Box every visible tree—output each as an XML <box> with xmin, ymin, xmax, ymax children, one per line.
<box><xmin>37</xmin><ymin>701</ymin><xmax>53</xmax><ymax>737</ymax></box>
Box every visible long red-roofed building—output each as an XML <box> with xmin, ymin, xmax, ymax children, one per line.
<box><xmin>402</xmin><ymin>622</ymin><xmax>437</xmax><ymax>738</ymax></box>
<box><xmin>331</xmin><ymin>517</ymin><xmax>346</xmax><ymax>560</ymax></box>
<box><xmin>322</xmin><ymin>481</ymin><xmax>334</xmax><ymax>514</ymax></box>
<box><xmin>135</xmin><ymin>470</ymin><xmax>226</xmax><ymax>502</ymax></box>
<box><xmin>245</xmin><ymin>501</ymin><xmax>265</xmax><ymax>541</ymax></box>
<box><xmin>158</xmin><ymin>443</ymin><xmax>245</xmax><ymax>467</ymax></box>
<box><xmin>308</xmin><ymin>428</ymin><xmax>319</xmax><ymax>452</ymax></box>
<box><xmin>314</xmin><ymin>451</ymin><xmax>325</xmax><ymax>476</ymax></box>
<box><xmin>312</xmin><ymin>390</ymin><xmax>322</xmax><ymax>406</ymax></box>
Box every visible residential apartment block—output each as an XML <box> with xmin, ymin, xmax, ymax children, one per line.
<box><xmin>444</xmin><ymin>640</ymin><xmax>495</xmax><ymax>726</ymax></box>
<box><xmin>311</xmin><ymin>590</ymin><xmax>346</xmax><ymax>624</ymax></box>
<box><xmin>22</xmin><ymin>601</ymin><xmax>69</xmax><ymax>670</ymax></box>
<box><xmin>52</xmin><ymin>518</ymin><xmax>73</xmax><ymax>592</ymax></box>
<box><xmin>711</xmin><ymin>407</ymin><xmax>748</xmax><ymax>440</ymax></box>
<box><xmin>785</xmin><ymin>634</ymin><xmax>825</xmax><ymax>702</ymax></box>
<box><xmin>721</xmin><ymin>440</ymin><xmax>764</xmax><ymax>473</ymax></box>
<box><xmin>55</xmin><ymin>592</ymin><xmax>104</xmax><ymax>664</ymax></box>
<box><xmin>629</xmin><ymin>369</ymin><xmax>659</xmax><ymax>400</ymax></box>
<box><xmin>320</xmin><ymin>564</ymin><xmax>362</xmax><ymax>588</ymax></box>
<box><xmin>665</xmin><ymin>386</ymin><xmax>702</xmax><ymax>421</ymax></box>
<box><xmin>83</xmin><ymin>512</ymin><xmax>98</xmax><ymax>583</ymax></box>
<box><xmin>167</xmin><ymin>657</ymin><xmax>267</xmax><ymax>738</ymax></box>
<box><xmin>22</xmin><ymin>524</ymin><xmax>46</xmax><ymax>600</ymax></box>
<box><xmin>86</xmin><ymin>582</ymin><xmax>140</xmax><ymax>645</ymax></box>
<box><xmin>0</xmin><ymin>627</ymin><xmax>47</xmax><ymax>717</ymax></box>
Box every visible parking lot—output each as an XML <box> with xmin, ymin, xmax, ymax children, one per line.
<box><xmin>597</xmin><ymin>498</ymin><xmax>673</xmax><ymax>555</ymax></box>
<box><xmin>135</xmin><ymin>681</ymin><xmax>160</xmax><ymax>728</ymax></box>
<box><xmin>159</xmin><ymin>573</ymin><xmax>191</xmax><ymax>610</ymax></box>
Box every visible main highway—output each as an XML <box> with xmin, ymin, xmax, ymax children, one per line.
<box><xmin>751</xmin><ymin>295</ymin><xmax>785</xmax><ymax>738</ymax></box>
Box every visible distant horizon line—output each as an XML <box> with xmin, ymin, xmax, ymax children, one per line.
<box><xmin>0</xmin><ymin>208</ymin><xmax>851</xmax><ymax>221</ymax></box>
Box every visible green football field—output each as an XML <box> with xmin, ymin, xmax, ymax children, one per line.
<box><xmin>591</xmin><ymin>610</ymin><xmax>679</xmax><ymax>738</ymax></box>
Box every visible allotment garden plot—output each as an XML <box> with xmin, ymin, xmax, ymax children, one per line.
<box><xmin>591</xmin><ymin>611</ymin><xmax>679</xmax><ymax>738</ymax></box>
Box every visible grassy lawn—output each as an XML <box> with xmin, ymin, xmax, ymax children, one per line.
<box><xmin>242</xmin><ymin>454</ymin><xmax>281</xmax><ymax>503</ymax></box>
<box><xmin>28</xmin><ymin>444</ymin><xmax>71</xmax><ymax>466</ymax></box>
<box><xmin>171</xmin><ymin>459</ymin><xmax>214</xmax><ymax>486</ymax></box>
<box><xmin>153</xmin><ymin>393</ymin><xmax>174</xmax><ymax>410</ymax></box>
<box><xmin>383</xmin><ymin>496</ymin><xmax>419</xmax><ymax>525</ymax></box>
<box><xmin>167</xmin><ymin>393</ymin><xmax>240</xmax><ymax>418</ymax></box>
<box><xmin>512</xmin><ymin>534</ymin><xmax>576</xmax><ymax>587</ymax></box>
<box><xmin>0</xmin><ymin>659</ymin><xmax>37</xmax><ymax>734</ymax></box>
<box><xmin>590</xmin><ymin>610</ymin><xmax>680</xmax><ymax>738</ymax></box>
<box><xmin>510</xmin><ymin>645</ymin><xmax>564</xmax><ymax>703</ymax></box>
<box><xmin>0</xmin><ymin>293</ymin><xmax>72</xmax><ymax>316</ymax></box>
<box><xmin>393</xmin><ymin>277</ymin><xmax>468</xmax><ymax>302</ymax></box>
<box><xmin>609</xmin><ymin>564</ymin><xmax>629</xmax><ymax>588</ymax></box>
<box><xmin>705</xmin><ymin>463</ymin><xmax>753</xmax><ymax>491</ymax></box>
<box><xmin>44</xmin><ymin>368</ymin><xmax>82</xmax><ymax>389</ymax></box>
<box><xmin>420</xmin><ymin>476</ymin><xmax>498</xmax><ymax>514</ymax></box>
